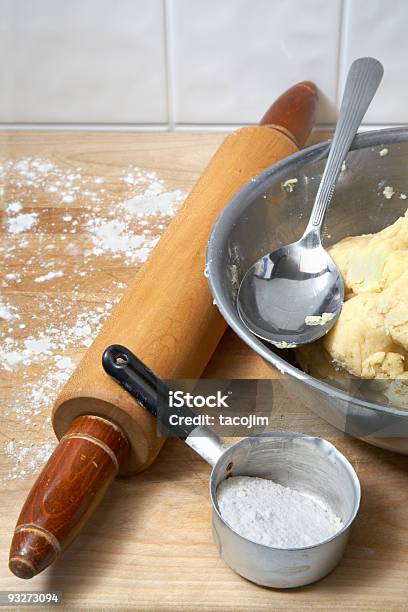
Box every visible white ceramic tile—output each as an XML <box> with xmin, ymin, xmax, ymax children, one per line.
<box><xmin>340</xmin><ymin>0</ymin><xmax>408</xmax><ymax>124</ymax></box>
<box><xmin>0</xmin><ymin>0</ymin><xmax>167</xmax><ymax>123</ymax></box>
<box><xmin>170</xmin><ymin>0</ymin><xmax>341</xmax><ymax>125</ymax></box>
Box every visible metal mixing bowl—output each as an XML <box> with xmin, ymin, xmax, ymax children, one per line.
<box><xmin>207</xmin><ymin>127</ymin><xmax>408</xmax><ymax>455</ymax></box>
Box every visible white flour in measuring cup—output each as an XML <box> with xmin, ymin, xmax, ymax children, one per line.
<box><xmin>217</xmin><ymin>476</ymin><xmax>343</xmax><ymax>548</ymax></box>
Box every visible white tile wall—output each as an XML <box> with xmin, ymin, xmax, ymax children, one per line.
<box><xmin>340</xmin><ymin>0</ymin><xmax>408</xmax><ymax>124</ymax></box>
<box><xmin>0</xmin><ymin>0</ymin><xmax>406</xmax><ymax>127</ymax></box>
<box><xmin>170</xmin><ymin>0</ymin><xmax>341</xmax><ymax>124</ymax></box>
<box><xmin>0</xmin><ymin>0</ymin><xmax>167</xmax><ymax>123</ymax></box>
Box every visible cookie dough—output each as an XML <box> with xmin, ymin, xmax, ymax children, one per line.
<box><xmin>305</xmin><ymin>312</ymin><xmax>335</xmax><ymax>326</ymax></box>
<box><xmin>297</xmin><ymin>210</ymin><xmax>408</xmax><ymax>407</ymax></box>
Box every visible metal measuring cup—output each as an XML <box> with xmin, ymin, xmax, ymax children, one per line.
<box><xmin>103</xmin><ymin>345</ymin><xmax>361</xmax><ymax>589</ymax></box>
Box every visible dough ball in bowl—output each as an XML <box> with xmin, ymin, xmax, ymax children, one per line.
<box><xmin>297</xmin><ymin>211</ymin><xmax>408</xmax><ymax>408</ymax></box>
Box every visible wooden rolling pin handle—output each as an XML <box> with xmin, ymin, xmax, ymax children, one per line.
<box><xmin>9</xmin><ymin>415</ymin><xmax>129</xmax><ymax>579</ymax></box>
<box><xmin>9</xmin><ymin>80</ymin><xmax>318</xmax><ymax>579</ymax></box>
<box><xmin>260</xmin><ymin>80</ymin><xmax>317</xmax><ymax>146</ymax></box>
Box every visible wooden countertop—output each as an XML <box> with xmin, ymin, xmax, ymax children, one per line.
<box><xmin>1</xmin><ymin>131</ymin><xmax>407</xmax><ymax>610</ymax></box>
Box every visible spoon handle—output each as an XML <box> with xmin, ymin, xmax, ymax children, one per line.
<box><xmin>307</xmin><ymin>57</ymin><xmax>383</xmax><ymax>233</ymax></box>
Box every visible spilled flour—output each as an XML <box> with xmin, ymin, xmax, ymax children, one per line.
<box><xmin>1</xmin><ymin>157</ymin><xmax>186</xmax><ymax>481</ymax></box>
<box><xmin>7</xmin><ymin>212</ymin><xmax>38</xmax><ymax>234</ymax></box>
<box><xmin>217</xmin><ymin>476</ymin><xmax>343</xmax><ymax>548</ymax></box>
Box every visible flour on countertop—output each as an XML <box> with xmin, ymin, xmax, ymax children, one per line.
<box><xmin>0</xmin><ymin>301</ymin><xmax>19</xmax><ymax>321</ymax></box>
<box><xmin>6</xmin><ymin>201</ymin><xmax>22</xmax><ymax>213</ymax></box>
<box><xmin>86</xmin><ymin>218</ymin><xmax>159</xmax><ymax>263</ymax></box>
<box><xmin>123</xmin><ymin>182</ymin><xmax>185</xmax><ymax>217</ymax></box>
<box><xmin>217</xmin><ymin>476</ymin><xmax>343</xmax><ymax>548</ymax></box>
<box><xmin>34</xmin><ymin>270</ymin><xmax>64</xmax><ymax>283</ymax></box>
<box><xmin>7</xmin><ymin>212</ymin><xmax>38</xmax><ymax>234</ymax></box>
<box><xmin>1</xmin><ymin>157</ymin><xmax>186</xmax><ymax>481</ymax></box>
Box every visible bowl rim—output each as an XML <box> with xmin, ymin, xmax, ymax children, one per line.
<box><xmin>207</xmin><ymin>126</ymin><xmax>408</xmax><ymax>419</ymax></box>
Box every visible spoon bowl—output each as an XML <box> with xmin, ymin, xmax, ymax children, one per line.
<box><xmin>238</xmin><ymin>234</ymin><xmax>344</xmax><ymax>346</ymax></box>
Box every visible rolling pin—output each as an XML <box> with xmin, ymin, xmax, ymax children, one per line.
<box><xmin>9</xmin><ymin>81</ymin><xmax>318</xmax><ymax>579</ymax></box>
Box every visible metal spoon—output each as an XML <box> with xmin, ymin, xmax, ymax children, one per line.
<box><xmin>237</xmin><ymin>57</ymin><xmax>383</xmax><ymax>347</ymax></box>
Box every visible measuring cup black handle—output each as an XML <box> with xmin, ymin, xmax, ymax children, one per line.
<box><xmin>102</xmin><ymin>344</ymin><xmax>197</xmax><ymax>439</ymax></box>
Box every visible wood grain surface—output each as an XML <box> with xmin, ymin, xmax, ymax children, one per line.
<box><xmin>1</xmin><ymin>131</ymin><xmax>408</xmax><ymax>611</ymax></box>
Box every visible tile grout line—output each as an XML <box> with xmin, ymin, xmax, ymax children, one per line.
<box><xmin>173</xmin><ymin>123</ymin><xmax>406</xmax><ymax>133</ymax></box>
<box><xmin>163</xmin><ymin>0</ymin><xmax>175</xmax><ymax>131</ymax></box>
<box><xmin>336</xmin><ymin>0</ymin><xmax>349</xmax><ymax>109</ymax></box>
<box><xmin>0</xmin><ymin>123</ymin><xmax>170</xmax><ymax>132</ymax></box>
<box><xmin>0</xmin><ymin>123</ymin><xmax>404</xmax><ymax>132</ymax></box>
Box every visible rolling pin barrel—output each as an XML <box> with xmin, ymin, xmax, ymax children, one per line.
<box><xmin>9</xmin><ymin>81</ymin><xmax>318</xmax><ymax>578</ymax></box>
